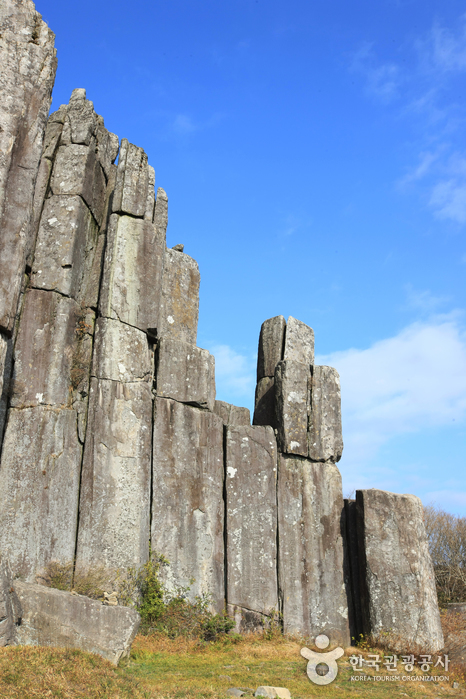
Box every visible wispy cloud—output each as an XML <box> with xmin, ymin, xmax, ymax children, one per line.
<box><xmin>173</xmin><ymin>114</ymin><xmax>197</xmax><ymax>134</ymax></box>
<box><xmin>350</xmin><ymin>42</ymin><xmax>402</xmax><ymax>103</ymax></box>
<box><xmin>208</xmin><ymin>344</ymin><xmax>256</xmax><ymax>404</ymax></box>
<box><xmin>429</xmin><ymin>15</ymin><xmax>466</xmax><ymax>72</ymax></box>
<box><xmin>404</xmin><ymin>284</ymin><xmax>451</xmax><ymax>314</ymax></box>
<box><xmin>430</xmin><ymin>178</ymin><xmax>466</xmax><ymax>223</ymax></box>
<box><xmin>353</xmin><ymin>15</ymin><xmax>466</xmax><ymax>226</ymax></box>
<box><xmin>171</xmin><ymin>112</ymin><xmax>225</xmax><ymax>136</ymax></box>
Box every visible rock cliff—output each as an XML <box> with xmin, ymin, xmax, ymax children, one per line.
<box><xmin>0</xmin><ymin>0</ymin><xmax>443</xmax><ymax>653</ymax></box>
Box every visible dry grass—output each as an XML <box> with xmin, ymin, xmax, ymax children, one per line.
<box><xmin>0</xmin><ymin>645</ymin><xmax>149</xmax><ymax>699</ymax></box>
<box><xmin>2</xmin><ymin>619</ymin><xmax>465</xmax><ymax>698</ymax></box>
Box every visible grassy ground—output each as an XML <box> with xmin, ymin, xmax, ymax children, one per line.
<box><xmin>1</xmin><ymin>632</ymin><xmax>464</xmax><ymax>699</ymax></box>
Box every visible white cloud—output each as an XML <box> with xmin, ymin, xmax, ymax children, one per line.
<box><xmin>208</xmin><ymin>344</ymin><xmax>256</xmax><ymax>402</ymax></box>
<box><xmin>317</xmin><ymin>315</ymin><xmax>466</xmax><ymax>467</ymax></box>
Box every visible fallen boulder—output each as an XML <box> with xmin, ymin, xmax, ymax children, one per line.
<box><xmin>13</xmin><ymin>581</ymin><xmax>140</xmax><ymax>664</ymax></box>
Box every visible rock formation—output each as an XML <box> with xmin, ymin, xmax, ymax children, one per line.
<box><xmin>0</xmin><ymin>0</ymin><xmax>444</xmax><ymax>656</ymax></box>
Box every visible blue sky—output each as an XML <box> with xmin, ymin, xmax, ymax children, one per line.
<box><xmin>37</xmin><ymin>0</ymin><xmax>465</xmax><ymax>513</ymax></box>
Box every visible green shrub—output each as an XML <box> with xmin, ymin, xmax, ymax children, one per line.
<box><xmin>41</xmin><ymin>551</ymin><xmax>236</xmax><ymax>642</ymax></box>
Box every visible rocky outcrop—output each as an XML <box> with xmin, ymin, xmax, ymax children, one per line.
<box><xmin>354</xmin><ymin>489</ymin><xmax>444</xmax><ymax>652</ymax></box>
<box><xmin>0</xmin><ymin>0</ymin><xmax>443</xmax><ymax>657</ymax></box>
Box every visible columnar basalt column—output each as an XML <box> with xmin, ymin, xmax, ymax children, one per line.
<box><xmin>355</xmin><ymin>489</ymin><xmax>444</xmax><ymax>652</ymax></box>
<box><xmin>225</xmin><ymin>424</ymin><xmax>279</xmax><ymax>631</ymax></box>
<box><xmin>0</xmin><ymin>90</ymin><xmax>117</xmax><ymax>580</ymax></box>
<box><xmin>151</xmin><ymin>397</ymin><xmax>225</xmax><ymax>610</ymax></box>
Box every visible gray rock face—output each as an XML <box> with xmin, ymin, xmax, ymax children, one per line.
<box><xmin>99</xmin><ymin>214</ymin><xmax>164</xmax><ymax>334</ymax></box>
<box><xmin>31</xmin><ymin>195</ymin><xmax>99</xmax><ymax>303</ymax></box>
<box><xmin>257</xmin><ymin>316</ymin><xmax>286</xmax><ymax>381</ymax></box>
<box><xmin>10</xmin><ymin>290</ymin><xmax>92</xmax><ymax>408</ymax></box>
<box><xmin>14</xmin><ymin>582</ymin><xmax>140</xmax><ymax>665</ymax></box>
<box><xmin>112</xmin><ymin>139</ymin><xmax>149</xmax><ymax>218</ymax></box>
<box><xmin>274</xmin><ymin>360</ymin><xmax>310</xmax><ymax>457</ymax></box>
<box><xmin>308</xmin><ymin>366</ymin><xmax>343</xmax><ymax>463</ymax></box>
<box><xmin>159</xmin><ymin>248</ymin><xmax>200</xmax><ymax>344</ymax></box>
<box><xmin>156</xmin><ymin>337</ymin><xmax>215</xmax><ymax>411</ymax></box>
<box><xmin>253</xmin><ymin>376</ymin><xmax>276</xmax><ymax>428</ymax></box>
<box><xmin>225</xmin><ymin>425</ymin><xmax>278</xmax><ymax>628</ymax></box>
<box><xmin>92</xmin><ymin>317</ymin><xmax>152</xmax><ymax>383</ymax></box>
<box><xmin>283</xmin><ymin>316</ymin><xmax>314</xmax><ymax>365</ymax></box>
<box><xmin>76</xmin><ymin>378</ymin><xmax>152</xmax><ymax>574</ymax></box>
<box><xmin>0</xmin><ymin>406</ymin><xmax>83</xmax><ymax>580</ymax></box>
<box><xmin>355</xmin><ymin>489</ymin><xmax>444</xmax><ymax>652</ymax></box>
<box><xmin>0</xmin><ymin>0</ymin><xmax>56</xmax><ymax>334</ymax></box>
<box><xmin>152</xmin><ymin>398</ymin><xmax>224</xmax><ymax>609</ymax></box>
<box><xmin>277</xmin><ymin>455</ymin><xmax>350</xmax><ymax>645</ymax></box>
<box><xmin>0</xmin><ymin>557</ymin><xmax>21</xmax><ymax>647</ymax></box>
<box><xmin>51</xmin><ymin>144</ymin><xmax>106</xmax><ymax>226</ymax></box>
<box><xmin>213</xmin><ymin>400</ymin><xmax>250</xmax><ymax>427</ymax></box>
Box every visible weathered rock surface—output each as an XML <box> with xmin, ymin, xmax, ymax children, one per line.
<box><xmin>112</xmin><ymin>139</ymin><xmax>149</xmax><ymax>218</ymax></box>
<box><xmin>154</xmin><ymin>187</ymin><xmax>168</xmax><ymax>238</ymax></box>
<box><xmin>308</xmin><ymin>365</ymin><xmax>343</xmax><ymax>463</ymax></box>
<box><xmin>225</xmin><ymin>425</ymin><xmax>278</xmax><ymax>629</ymax></box>
<box><xmin>92</xmin><ymin>317</ymin><xmax>152</xmax><ymax>383</ymax></box>
<box><xmin>277</xmin><ymin>455</ymin><xmax>350</xmax><ymax>644</ymax></box>
<box><xmin>0</xmin><ymin>407</ymin><xmax>83</xmax><ymax>580</ymax></box>
<box><xmin>76</xmin><ymin>378</ymin><xmax>152</xmax><ymax>573</ymax></box>
<box><xmin>213</xmin><ymin>400</ymin><xmax>250</xmax><ymax>427</ymax></box>
<box><xmin>283</xmin><ymin>316</ymin><xmax>314</xmax><ymax>366</ymax></box>
<box><xmin>257</xmin><ymin>316</ymin><xmax>286</xmax><ymax>380</ymax></box>
<box><xmin>355</xmin><ymin>489</ymin><xmax>444</xmax><ymax>652</ymax></box>
<box><xmin>152</xmin><ymin>398</ymin><xmax>224</xmax><ymax>609</ymax></box>
<box><xmin>51</xmin><ymin>143</ymin><xmax>106</xmax><ymax>226</ymax></box>
<box><xmin>31</xmin><ymin>195</ymin><xmax>99</xmax><ymax>303</ymax></box>
<box><xmin>0</xmin><ymin>557</ymin><xmax>21</xmax><ymax>647</ymax></box>
<box><xmin>159</xmin><ymin>248</ymin><xmax>200</xmax><ymax>344</ymax></box>
<box><xmin>156</xmin><ymin>337</ymin><xmax>215</xmax><ymax>410</ymax></box>
<box><xmin>0</xmin><ymin>0</ymin><xmax>56</xmax><ymax>334</ymax></box>
<box><xmin>99</xmin><ymin>214</ymin><xmax>164</xmax><ymax>334</ymax></box>
<box><xmin>253</xmin><ymin>376</ymin><xmax>276</xmax><ymax>428</ymax></box>
<box><xmin>274</xmin><ymin>360</ymin><xmax>310</xmax><ymax>457</ymax></box>
<box><xmin>14</xmin><ymin>581</ymin><xmax>140</xmax><ymax>664</ymax></box>
<box><xmin>10</xmin><ymin>289</ymin><xmax>92</xmax><ymax>408</ymax></box>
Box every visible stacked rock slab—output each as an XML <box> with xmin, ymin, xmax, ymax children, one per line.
<box><xmin>253</xmin><ymin>315</ymin><xmax>349</xmax><ymax>642</ymax></box>
<box><xmin>0</xmin><ymin>0</ymin><xmax>56</xmax><ymax>441</ymax></box>
<box><xmin>353</xmin><ymin>489</ymin><xmax>444</xmax><ymax>652</ymax></box>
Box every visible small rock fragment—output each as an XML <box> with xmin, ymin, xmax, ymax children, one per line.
<box><xmin>172</xmin><ymin>243</ymin><xmax>184</xmax><ymax>252</ymax></box>
<box><xmin>254</xmin><ymin>687</ymin><xmax>291</xmax><ymax>699</ymax></box>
